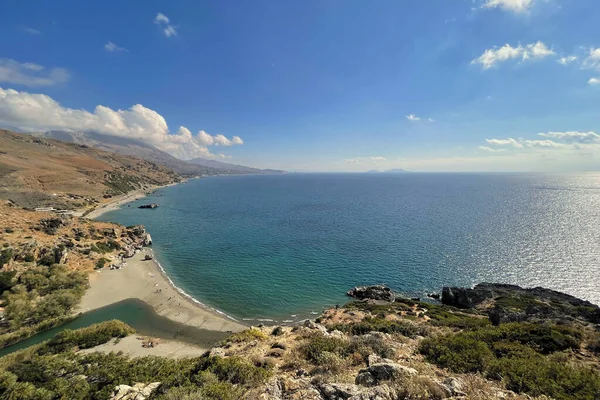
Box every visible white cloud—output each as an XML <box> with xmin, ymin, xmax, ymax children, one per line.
<box><xmin>155</xmin><ymin>13</ymin><xmax>170</xmax><ymax>24</ymax></box>
<box><xmin>345</xmin><ymin>156</ymin><xmax>387</xmax><ymax>164</ymax></box>
<box><xmin>539</xmin><ymin>131</ymin><xmax>600</xmax><ymax>142</ymax></box>
<box><xmin>155</xmin><ymin>12</ymin><xmax>178</xmax><ymax>38</ymax></box>
<box><xmin>582</xmin><ymin>48</ymin><xmax>600</xmax><ymax>70</ymax></box>
<box><xmin>428</xmin><ymin>118</ymin><xmax>435</xmax><ymax>122</ymax></box>
<box><xmin>486</xmin><ymin>138</ymin><xmax>523</xmax><ymax>148</ymax></box>
<box><xmin>406</xmin><ymin>114</ymin><xmax>420</xmax><ymax>121</ymax></box>
<box><xmin>482</xmin><ymin>0</ymin><xmax>535</xmax><ymax>13</ymax></box>
<box><xmin>478</xmin><ymin>146</ymin><xmax>506</xmax><ymax>152</ymax></box>
<box><xmin>588</xmin><ymin>77</ymin><xmax>600</xmax><ymax>85</ymax></box>
<box><xmin>472</xmin><ymin>42</ymin><xmax>554</xmax><ymax>69</ymax></box>
<box><xmin>0</xmin><ymin>59</ymin><xmax>69</xmax><ymax>87</ymax></box>
<box><xmin>521</xmin><ymin>139</ymin><xmax>566</xmax><ymax>148</ymax></box>
<box><xmin>0</xmin><ymin>87</ymin><xmax>243</xmax><ymax>160</ymax></box>
<box><xmin>22</xmin><ymin>27</ymin><xmax>41</xmax><ymax>35</ymax></box>
<box><xmin>558</xmin><ymin>55</ymin><xmax>577</xmax><ymax>65</ymax></box>
<box><xmin>104</xmin><ymin>41</ymin><xmax>127</xmax><ymax>52</ymax></box>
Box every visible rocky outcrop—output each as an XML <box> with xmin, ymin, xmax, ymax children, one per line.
<box><xmin>355</xmin><ymin>356</ymin><xmax>417</xmax><ymax>387</ymax></box>
<box><xmin>441</xmin><ymin>282</ymin><xmax>600</xmax><ymax>325</ymax></box>
<box><xmin>138</xmin><ymin>203</ymin><xmax>158</xmax><ymax>209</ymax></box>
<box><xmin>347</xmin><ymin>285</ymin><xmax>395</xmax><ymax>302</ymax></box>
<box><xmin>37</xmin><ymin>216</ymin><xmax>71</xmax><ymax>235</ymax></box>
<box><xmin>110</xmin><ymin>382</ymin><xmax>160</xmax><ymax>400</ymax></box>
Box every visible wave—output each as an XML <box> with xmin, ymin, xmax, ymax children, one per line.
<box><xmin>151</xmin><ymin>254</ymin><xmax>240</xmax><ymax>323</ymax></box>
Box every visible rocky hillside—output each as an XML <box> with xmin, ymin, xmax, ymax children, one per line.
<box><xmin>0</xmin><ymin>201</ymin><xmax>153</xmax><ymax>347</ymax></box>
<box><xmin>0</xmin><ymin>201</ymin><xmax>151</xmax><ymax>274</ymax></box>
<box><xmin>1</xmin><ymin>281</ymin><xmax>598</xmax><ymax>399</ymax></box>
<box><xmin>0</xmin><ymin>130</ymin><xmax>181</xmax><ymax>209</ymax></box>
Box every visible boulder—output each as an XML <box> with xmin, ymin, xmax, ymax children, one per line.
<box><xmin>143</xmin><ymin>233</ymin><xmax>152</xmax><ymax>246</ymax></box>
<box><xmin>355</xmin><ymin>372</ymin><xmax>376</xmax><ymax>387</ymax></box>
<box><xmin>347</xmin><ymin>285</ymin><xmax>395</xmax><ymax>302</ymax></box>
<box><xmin>443</xmin><ymin>377</ymin><xmax>466</xmax><ymax>397</ymax></box>
<box><xmin>319</xmin><ymin>383</ymin><xmax>362</xmax><ymax>399</ymax></box>
<box><xmin>347</xmin><ymin>385</ymin><xmax>398</xmax><ymax>400</ymax></box>
<box><xmin>356</xmin><ymin>362</ymin><xmax>417</xmax><ymax>386</ymax></box>
<box><xmin>110</xmin><ymin>382</ymin><xmax>160</xmax><ymax>400</ymax></box>
<box><xmin>441</xmin><ymin>283</ymin><xmax>600</xmax><ymax>325</ymax></box>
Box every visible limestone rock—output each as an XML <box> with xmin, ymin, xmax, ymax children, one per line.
<box><xmin>319</xmin><ymin>383</ymin><xmax>362</xmax><ymax>399</ymax></box>
<box><xmin>143</xmin><ymin>233</ymin><xmax>152</xmax><ymax>246</ymax></box>
<box><xmin>443</xmin><ymin>377</ymin><xmax>466</xmax><ymax>397</ymax></box>
<box><xmin>356</xmin><ymin>362</ymin><xmax>417</xmax><ymax>386</ymax></box>
<box><xmin>355</xmin><ymin>372</ymin><xmax>376</xmax><ymax>387</ymax></box>
<box><xmin>110</xmin><ymin>382</ymin><xmax>160</xmax><ymax>400</ymax></box>
<box><xmin>347</xmin><ymin>285</ymin><xmax>395</xmax><ymax>302</ymax></box>
<box><xmin>347</xmin><ymin>385</ymin><xmax>397</xmax><ymax>400</ymax></box>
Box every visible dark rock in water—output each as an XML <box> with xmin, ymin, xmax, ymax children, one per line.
<box><xmin>347</xmin><ymin>285</ymin><xmax>395</xmax><ymax>302</ymax></box>
<box><xmin>427</xmin><ymin>293</ymin><xmax>441</xmax><ymax>300</ymax></box>
<box><xmin>441</xmin><ymin>282</ymin><xmax>600</xmax><ymax>325</ymax></box>
<box><xmin>138</xmin><ymin>203</ymin><xmax>159</xmax><ymax>209</ymax></box>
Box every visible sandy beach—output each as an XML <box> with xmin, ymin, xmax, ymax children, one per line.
<box><xmin>76</xmin><ymin>177</ymin><xmax>246</xmax><ymax>358</ymax></box>
<box><xmin>79</xmin><ymin>336</ymin><xmax>209</xmax><ymax>359</ymax></box>
<box><xmin>78</xmin><ymin>249</ymin><xmax>246</xmax><ymax>333</ymax></box>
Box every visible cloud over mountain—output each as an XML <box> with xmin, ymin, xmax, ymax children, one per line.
<box><xmin>0</xmin><ymin>87</ymin><xmax>242</xmax><ymax>159</ymax></box>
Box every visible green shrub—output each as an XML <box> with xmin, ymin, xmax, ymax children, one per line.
<box><xmin>420</xmin><ymin>334</ymin><xmax>493</xmax><ymax>373</ymax></box>
<box><xmin>424</xmin><ymin>304</ymin><xmax>490</xmax><ymax>329</ymax></box>
<box><xmin>41</xmin><ymin>320</ymin><xmax>135</xmax><ymax>354</ymax></box>
<box><xmin>586</xmin><ymin>336</ymin><xmax>600</xmax><ymax>355</ymax></box>
<box><xmin>487</xmin><ymin>354</ymin><xmax>600</xmax><ymax>400</ymax></box>
<box><xmin>347</xmin><ymin>334</ymin><xmax>395</xmax><ymax>364</ymax></box>
<box><xmin>4</xmin><ymin>228</ymin><xmax>14</xmax><ymax>234</ymax></box>
<box><xmin>0</xmin><ymin>247</ymin><xmax>14</xmax><ymax>267</ymax></box>
<box><xmin>95</xmin><ymin>258</ymin><xmax>108</xmax><ymax>270</ymax></box>
<box><xmin>225</xmin><ymin>328</ymin><xmax>267</xmax><ymax>343</ymax></box>
<box><xmin>197</xmin><ymin>356</ymin><xmax>272</xmax><ymax>386</ymax></box>
<box><xmin>158</xmin><ymin>386</ymin><xmax>207</xmax><ymax>400</ymax></box>
<box><xmin>300</xmin><ymin>335</ymin><xmax>352</xmax><ymax>364</ymax></box>
<box><xmin>331</xmin><ymin>317</ymin><xmax>428</xmax><ymax>338</ymax></box>
<box><xmin>471</xmin><ymin>323</ymin><xmax>582</xmax><ymax>354</ymax></box>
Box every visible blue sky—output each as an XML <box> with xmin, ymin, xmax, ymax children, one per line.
<box><xmin>1</xmin><ymin>0</ymin><xmax>600</xmax><ymax>172</ymax></box>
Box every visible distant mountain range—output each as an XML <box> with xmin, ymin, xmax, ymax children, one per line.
<box><xmin>365</xmin><ymin>168</ymin><xmax>408</xmax><ymax>173</ymax></box>
<box><xmin>30</xmin><ymin>131</ymin><xmax>285</xmax><ymax>177</ymax></box>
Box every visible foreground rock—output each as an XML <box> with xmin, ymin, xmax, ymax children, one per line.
<box><xmin>347</xmin><ymin>285</ymin><xmax>395</xmax><ymax>302</ymax></box>
<box><xmin>442</xmin><ymin>282</ymin><xmax>600</xmax><ymax>325</ymax></box>
<box><xmin>110</xmin><ymin>382</ymin><xmax>160</xmax><ymax>400</ymax></box>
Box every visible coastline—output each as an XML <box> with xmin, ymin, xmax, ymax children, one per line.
<box><xmin>78</xmin><ymin>178</ymin><xmax>247</xmax><ymax>342</ymax></box>
<box><xmin>77</xmin><ymin>249</ymin><xmax>246</xmax><ymax>333</ymax></box>
<box><xmin>82</xmin><ymin>182</ymin><xmax>181</xmax><ymax>220</ymax></box>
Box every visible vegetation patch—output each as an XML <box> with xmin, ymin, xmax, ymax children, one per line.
<box><xmin>419</xmin><ymin>321</ymin><xmax>596</xmax><ymax>399</ymax></box>
<box><xmin>225</xmin><ymin>328</ymin><xmax>267</xmax><ymax>344</ymax></box>
<box><xmin>331</xmin><ymin>316</ymin><xmax>428</xmax><ymax>338</ymax></box>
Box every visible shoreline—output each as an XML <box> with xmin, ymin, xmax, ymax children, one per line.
<box><xmin>78</xmin><ymin>178</ymin><xmax>247</xmax><ymax>342</ymax></box>
<box><xmin>77</xmin><ymin>249</ymin><xmax>246</xmax><ymax>333</ymax></box>
<box><xmin>82</xmin><ymin>181</ymin><xmax>182</xmax><ymax>220</ymax></box>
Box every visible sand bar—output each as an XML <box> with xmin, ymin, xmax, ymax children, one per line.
<box><xmin>77</xmin><ymin>249</ymin><xmax>246</xmax><ymax>334</ymax></box>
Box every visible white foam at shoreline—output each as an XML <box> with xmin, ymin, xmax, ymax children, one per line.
<box><xmin>152</xmin><ymin>257</ymin><xmax>240</xmax><ymax>322</ymax></box>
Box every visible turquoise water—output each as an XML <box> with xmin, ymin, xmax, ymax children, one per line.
<box><xmin>0</xmin><ymin>299</ymin><xmax>228</xmax><ymax>357</ymax></box>
<box><xmin>98</xmin><ymin>173</ymin><xmax>600</xmax><ymax>323</ymax></box>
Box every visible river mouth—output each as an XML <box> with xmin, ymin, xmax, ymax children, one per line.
<box><xmin>0</xmin><ymin>298</ymin><xmax>230</xmax><ymax>358</ymax></box>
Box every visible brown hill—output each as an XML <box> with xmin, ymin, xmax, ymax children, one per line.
<box><xmin>0</xmin><ymin>130</ymin><xmax>181</xmax><ymax>209</ymax></box>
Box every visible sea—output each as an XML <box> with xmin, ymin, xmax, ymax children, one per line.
<box><xmin>97</xmin><ymin>173</ymin><xmax>600</xmax><ymax>324</ymax></box>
